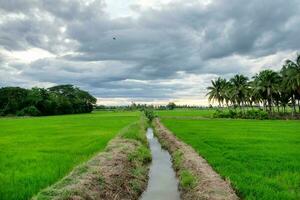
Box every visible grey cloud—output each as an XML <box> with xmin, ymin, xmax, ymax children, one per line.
<box><xmin>0</xmin><ymin>0</ymin><xmax>38</xmax><ymax>12</ymax></box>
<box><xmin>1</xmin><ymin>0</ymin><xmax>300</xmax><ymax>103</ymax></box>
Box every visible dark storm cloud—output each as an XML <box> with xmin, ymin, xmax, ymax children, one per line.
<box><xmin>1</xmin><ymin>0</ymin><xmax>300</xmax><ymax>102</ymax></box>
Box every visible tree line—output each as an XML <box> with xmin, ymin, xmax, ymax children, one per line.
<box><xmin>0</xmin><ymin>85</ymin><xmax>97</xmax><ymax>116</ymax></box>
<box><xmin>95</xmin><ymin>102</ymin><xmax>178</xmax><ymax>111</ymax></box>
<box><xmin>207</xmin><ymin>54</ymin><xmax>300</xmax><ymax>117</ymax></box>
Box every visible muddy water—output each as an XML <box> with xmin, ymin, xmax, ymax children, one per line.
<box><xmin>140</xmin><ymin>128</ymin><xmax>181</xmax><ymax>200</ymax></box>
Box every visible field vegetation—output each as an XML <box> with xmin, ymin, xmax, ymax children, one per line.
<box><xmin>159</xmin><ymin>111</ymin><xmax>300</xmax><ymax>199</ymax></box>
<box><xmin>0</xmin><ymin>111</ymin><xmax>140</xmax><ymax>200</ymax></box>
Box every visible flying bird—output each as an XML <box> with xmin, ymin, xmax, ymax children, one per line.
<box><xmin>113</xmin><ymin>37</ymin><xmax>116</xmax><ymax>40</ymax></box>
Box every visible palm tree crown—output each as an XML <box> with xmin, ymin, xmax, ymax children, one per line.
<box><xmin>206</xmin><ymin>77</ymin><xmax>227</xmax><ymax>106</ymax></box>
<box><xmin>229</xmin><ymin>75</ymin><xmax>249</xmax><ymax>108</ymax></box>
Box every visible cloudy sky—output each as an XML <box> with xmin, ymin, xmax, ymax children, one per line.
<box><xmin>1</xmin><ymin>0</ymin><xmax>300</xmax><ymax>105</ymax></box>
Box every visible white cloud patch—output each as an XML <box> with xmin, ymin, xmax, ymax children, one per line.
<box><xmin>1</xmin><ymin>48</ymin><xmax>55</xmax><ymax>63</ymax></box>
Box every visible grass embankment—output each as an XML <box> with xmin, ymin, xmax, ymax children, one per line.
<box><xmin>35</xmin><ymin>115</ymin><xmax>151</xmax><ymax>200</ymax></box>
<box><xmin>120</xmin><ymin>117</ymin><xmax>151</xmax><ymax>195</ymax></box>
<box><xmin>0</xmin><ymin>111</ymin><xmax>140</xmax><ymax>200</ymax></box>
<box><xmin>160</xmin><ymin>114</ymin><xmax>300</xmax><ymax>200</ymax></box>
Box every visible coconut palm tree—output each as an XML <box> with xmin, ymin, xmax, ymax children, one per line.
<box><xmin>229</xmin><ymin>75</ymin><xmax>249</xmax><ymax>109</ymax></box>
<box><xmin>206</xmin><ymin>77</ymin><xmax>227</xmax><ymax>107</ymax></box>
<box><xmin>251</xmin><ymin>77</ymin><xmax>267</xmax><ymax>109</ymax></box>
<box><xmin>252</xmin><ymin>70</ymin><xmax>281</xmax><ymax>113</ymax></box>
<box><xmin>279</xmin><ymin>91</ymin><xmax>291</xmax><ymax>113</ymax></box>
<box><xmin>206</xmin><ymin>53</ymin><xmax>300</xmax><ymax>118</ymax></box>
<box><xmin>246</xmin><ymin>81</ymin><xmax>259</xmax><ymax>109</ymax></box>
<box><xmin>222</xmin><ymin>80</ymin><xmax>232</xmax><ymax>107</ymax></box>
<box><xmin>282</xmin><ymin>54</ymin><xmax>300</xmax><ymax>114</ymax></box>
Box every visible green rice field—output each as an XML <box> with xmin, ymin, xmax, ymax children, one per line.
<box><xmin>1</xmin><ymin>108</ymin><xmax>299</xmax><ymax>200</ymax></box>
<box><xmin>0</xmin><ymin>111</ymin><xmax>140</xmax><ymax>200</ymax></box>
<box><xmin>159</xmin><ymin>110</ymin><xmax>300</xmax><ymax>200</ymax></box>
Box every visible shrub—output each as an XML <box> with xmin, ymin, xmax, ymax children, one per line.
<box><xmin>213</xmin><ymin>109</ymin><xmax>236</xmax><ymax>118</ymax></box>
<box><xmin>244</xmin><ymin>110</ymin><xmax>268</xmax><ymax>119</ymax></box>
<box><xmin>173</xmin><ymin>150</ymin><xmax>183</xmax><ymax>170</ymax></box>
<box><xmin>16</xmin><ymin>106</ymin><xmax>41</xmax><ymax>116</ymax></box>
<box><xmin>179</xmin><ymin>170</ymin><xmax>197</xmax><ymax>189</ymax></box>
<box><xmin>213</xmin><ymin>109</ymin><xmax>269</xmax><ymax>120</ymax></box>
<box><xmin>167</xmin><ymin>102</ymin><xmax>176</xmax><ymax>110</ymax></box>
<box><xmin>236</xmin><ymin>111</ymin><xmax>244</xmax><ymax>118</ymax></box>
<box><xmin>228</xmin><ymin>109</ymin><xmax>237</xmax><ymax>118</ymax></box>
<box><xmin>144</xmin><ymin>109</ymin><xmax>155</xmax><ymax>121</ymax></box>
<box><xmin>128</xmin><ymin>146</ymin><xmax>151</xmax><ymax>165</ymax></box>
<box><xmin>213</xmin><ymin>109</ymin><xmax>223</xmax><ymax>118</ymax></box>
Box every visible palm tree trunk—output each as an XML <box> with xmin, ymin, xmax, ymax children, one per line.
<box><xmin>241</xmin><ymin>102</ymin><xmax>244</xmax><ymax>112</ymax></box>
<box><xmin>267</xmin><ymin>98</ymin><xmax>272</xmax><ymax>113</ymax></box>
<box><xmin>292</xmin><ymin>94</ymin><xmax>296</xmax><ymax>117</ymax></box>
<box><xmin>267</xmin><ymin>88</ymin><xmax>272</xmax><ymax>114</ymax></box>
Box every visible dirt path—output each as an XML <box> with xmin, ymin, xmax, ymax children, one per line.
<box><xmin>33</xmin><ymin>138</ymin><xmax>149</xmax><ymax>200</ymax></box>
<box><xmin>154</xmin><ymin>118</ymin><xmax>239</xmax><ymax>200</ymax></box>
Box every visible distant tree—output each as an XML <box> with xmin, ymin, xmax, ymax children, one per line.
<box><xmin>95</xmin><ymin>105</ymin><xmax>106</xmax><ymax>110</ymax></box>
<box><xmin>167</xmin><ymin>102</ymin><xmax>176</xmax><ymax>110</ymax></box>
<box><xmin>26</xmin><ymin>87</ymin><xmax>54</xmax><ymax>115</ymax></box>
<box><xmin>0</xmin><ymin>87</ymin><xmax>28</xmax><ymax>115</ymax></box>
<box><xmin>0</xmin><ymin>84</ymin><xmax>96</xmax><ymax>116</ymax></box>
<box><xmin>48</xmin><ymin>84</ymin><xmax>96</xmax><ymax>114</ymax></box>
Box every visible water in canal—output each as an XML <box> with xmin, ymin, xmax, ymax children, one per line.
<box><xmin>140</xmin><ymin>128</ymin><xmax>181</xmax><ymax>200</ymax></box>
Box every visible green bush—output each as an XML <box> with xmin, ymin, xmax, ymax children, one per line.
<box><xmin>144</xmin><ymin>109</ymin><xmax>155</xmax><ymax>121</ymax></box>
<box><xmin>167</xmin><ymin>102</ymin><xmax>176</xmax><ymax>110</ymax></box>
<box><xmin>213</xmin><ymin>109</ymin><xmax>223</xmax><ymax>118</ymax></box>
<box><xmin>244</xmin><ymin>110</ymin><xmax>268</xmax><ymax>119</ymax></box>
<box><xmin>213</xmin><ymin>109</ymin><xmax>269</xmax><ymax>120</ymax></box>
<box><xmin>16</xmin><ymin>106</ymin><xmax>41</xmax><ymax>116</ymax></box>
<box><xmin>173</xmin><ymin>150</ymin><xmax>183</xmax><ymax>170</ymax></box>
<box><xmin>228</xmin><ymin>109</ymin><xmax>237</xmax><ymax>118</ymax></box>
<box><xmin>179</xmin><ymin>170</ymin><xmax>197</xmax><ymax>189</ymax></box>
<box><xmin>213</xmin><ymin>109</ymin><xmax>236</xmax><ymax>118</ymax></box>
<box><xmin>128</xmin><ymin>146</ymin><xmax>151</xmax><ymax>165</ymax></box>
